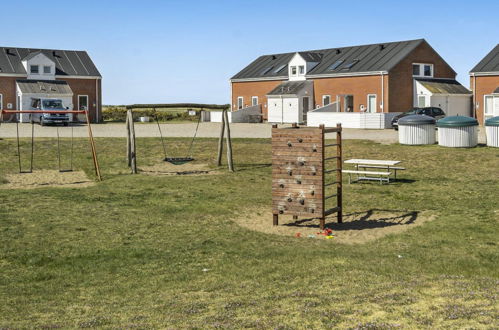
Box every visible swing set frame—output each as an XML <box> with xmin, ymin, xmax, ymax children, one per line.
<box><xmin>0</xmin><ymin>109</ymin><xmax>102</xmax><ymax>181</ymax></box>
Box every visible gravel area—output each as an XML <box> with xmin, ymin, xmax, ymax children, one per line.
<box><xmin>0</xmin><ymin>122</ymin><xmax>487</xmax><ymax>144</ymax></box>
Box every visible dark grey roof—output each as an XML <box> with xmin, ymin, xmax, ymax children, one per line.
<box><xmin>494</xmin><ymin>86</ymin><xmax>499</xmax><ymax>94</ymax></box>
<box><xmin>470</xmin><ymin>44</ymin><xmax>499</xmax><ymax>73</ymax></box>
<box><xmin>0</xmin><ymin>47</ymin><xmax>101</xmax><ymax>77</ymax></box>
<box><xmin>415</xmin><ymin>78</ymin><xmax>471</xmax><ymax>94</ymax></box>
<box><xmin>267</xmin><ymin>81</ymin><xmax>308</xmax><ymax>95</ymax></box>
<box><xmin>232</xmin><ymin>39</ymin><xmax>426</xmax><ymax>80</ymax></box>
<box><xmin>298</xmin><ymin>52</ymin><xmax>323</xmax><ymax>62</ymax></box>
<box><xmin>16</xmin><ymin>79</ymin><xmax>73</xmax><ymax>95</ymax></box>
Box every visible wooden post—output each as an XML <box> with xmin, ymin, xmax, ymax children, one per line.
<box><xmin>85</xmin><ymin>110</ymin><xmax>102</xmax><ymax>181</ymax></box>
<box><xmin>336</xmin><ymin>123</ymin><xmax>343</xmax><ymax>223</ymax></box>
<box><xmin>127</xmin><ymin>110</ymin><xmax>137</xmax><ymax>174</ymax></box>
<box><xmin>216</xmin><ymin>110</ymin><xmax>225</xmax><ymax>166</ymax></box>
<box><xmin>273</xmin><ymin>214</ymin><xmax>279</xmax><ymax>226</ymax></box>
<box><xmin>126</xmin><ymin>110</ymin><xmax>131</xmax><ymax>167</ymax></box>
<box><xmin>320</xmin><ymin>124</ymin><xmax>325</xmax><ymax>230</ymax></box>
<box><xmin>224</xmin><ymin>109</ymin><xmax>234</xmax><ymax>172</ymax></box>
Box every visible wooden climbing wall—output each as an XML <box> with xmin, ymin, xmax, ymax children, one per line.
<box><xmin>272</xmin><ymin>126</ymin><xmax>324</xmax><ymax>217</ymax></box>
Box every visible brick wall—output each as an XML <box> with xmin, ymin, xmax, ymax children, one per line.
<box><xmin>471</xmin><ymin>75</ymin><xmax>499</xmax><ymax>124</ymax></box>
<box><xmin>231</xmin><ymin>80</ymin><xmax>283</xmax><ymax>120</ymax></box>
<box><xmin>312</xmin><ymin>74</ymin><xmax>388</xmax><ymax>112</ymax></box>
<box><xmin>389</xmin><ymin>41</ymin><xmax>457</xmax><ymax>113</ymax></box>
<box><xmin>0</xmin><ymin>76</ymin><xmax>19</xmax><ymax>120</ymax></box>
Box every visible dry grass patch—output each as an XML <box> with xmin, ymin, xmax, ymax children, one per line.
<box><xmin>234</xmin><ymin>208</ymin><xmax>436</xmax><ymax>244</ymax></box>
<box><xmin>1</xmin><ymin>170</ymin><xmax>94</xmax><ymax>189</ymax></box>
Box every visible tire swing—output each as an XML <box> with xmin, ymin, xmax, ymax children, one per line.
<box><xmin>155</xmin><ymin>113</ymin><xmax>201</xmax><ymax>165</ymax></box>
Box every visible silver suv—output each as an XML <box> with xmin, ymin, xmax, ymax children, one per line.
<box><xmin>30</xmin><ymin>98</ymin><xmax>70</xmax><ymax>126</ymax></box>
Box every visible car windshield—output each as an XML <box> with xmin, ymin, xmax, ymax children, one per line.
<box><xmin>42</xmin><ymin>100</ymin><xmax>64</xmax><ymax>110</ymax></box>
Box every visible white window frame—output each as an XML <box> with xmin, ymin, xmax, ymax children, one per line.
<box><xmin>290</xmin><ymin>66</ymin><xmax>297</xmax><ymax>76</ymax></box>
<box><xmin>30</xmin><ymin>65</ymin><xmax>39</xmax><ymax>74</ymax></box>
<box><xmin>251</xmin><ymin>96</ymin><xmax>258</xmax><ymax>106</ymax></box>
<box><xmin>43</xmin><ymin>65</ymin><xmax>51</xmax><ymax>74</ymax></box>
<box><xmin>237</xmin><ymin>96</ymin><xmax>244</xmax><ymax>110</ymax></box>
<box><xmin>78</xmin><ymin>95</ymin><xmax>89</xmax><ymax>111</ymax></box>
<box><xmin>0</xmin><ymin>94</ymin><xmax>3</xmax><ymax>110</ymax></box>
<box><xmin>298</xmin><ymin>65</ymin><xmax>305</xmax><ymax>75</ymax></box>
<box><xmin>367</xmin><ymin>94</ymin><xmax>377</xmax><ymax>113</ymax></box>
<box><xmin>322</xmin><ymin>95</ymin><xmax>331</xmax><ymax>106</ymax></box>
<box><xmin>412</xmin><ymin>63</ymin><xmax>433</xmax><ymax>77</ymax></box>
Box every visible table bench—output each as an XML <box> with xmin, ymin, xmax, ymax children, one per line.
<box><xmin>357</xmin><ymin>165</ymin><xmax>406</xmax><ymax>179</ymax></box>
<box><xmin>342</xmin><ymin>170</ymin><xmax>392</xmax><ymax>184</ymax></box>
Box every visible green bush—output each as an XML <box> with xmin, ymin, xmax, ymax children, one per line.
<box><xmin>102</xmin><ymin>107</ymin><xmax>200</xmax><ymax>122</ymax></box>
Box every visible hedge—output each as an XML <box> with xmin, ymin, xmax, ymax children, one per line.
<box><xmin>102</xmin><ymin>107</ymin><xmax>199</xmax><ymax>122</ymax></box>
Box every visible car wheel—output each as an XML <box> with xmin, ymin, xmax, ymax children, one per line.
<box><xmin>40</xmin><ymin>118</ymin><xmax>44</xmax><ymax>126</ymax></box>
<box><xmin>63</xmin><ymin>122</ymin><xmax>69</xmax><ymax>127</ymax></box>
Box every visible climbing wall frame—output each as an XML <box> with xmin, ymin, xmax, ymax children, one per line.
<box><xmin>271</xmin><ymin>123</ymin><xmax>342</xmax><ymax>229</ymax></box>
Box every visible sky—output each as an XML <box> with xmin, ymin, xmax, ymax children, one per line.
<box><xmin>2</xmin><ymin>0</ymin><xmax>498</xmax><ymax>105</ymax></box>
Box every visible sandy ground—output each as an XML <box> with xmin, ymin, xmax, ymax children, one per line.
<box><xmin>233</xmin><ymin>208</ymin><xmax>435</xmax><ymax>244</ymax></box>
<box><xmin>139</xmin><ymin>162</ymin><xmax>217</xmax><ymax>176</ymax></box>
<box><xmin>1</xmin><ymin>170</ymin><xmax>94</xmax><ymax>189</ymax></box>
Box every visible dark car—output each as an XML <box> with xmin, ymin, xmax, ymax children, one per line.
<box><xmin>391</xmin><ymin>107</ymin><xmax>445</xmax><ymax>130</ymax></box>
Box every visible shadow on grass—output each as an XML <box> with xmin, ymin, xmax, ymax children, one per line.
<box><xmin>283</xmin><ymin>209</ymin><xmax>419</xmax><ymax>231</ymax></box>
<box><xmin>234</xmin><ymin>163</ymin><xmax>272</xmax><ymax>172</ymax></box>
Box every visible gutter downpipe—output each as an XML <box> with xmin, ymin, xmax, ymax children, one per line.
<box><xmin>95</xmin><ymin>78</ymin><xmax>100</xmax><ymax>123</ymax></box>
<box><xmin>281</xmin><ymin>95</ymin><xmax>284</xmax><ymax>125</ymax></box>
<box><xmin>471</xmin><ymin>73</ymin><xmax>477</xmax><ymax>120</ymax></box>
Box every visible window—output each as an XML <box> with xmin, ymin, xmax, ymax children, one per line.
<box><xmin>261</xmin><ymin>66</ymin><xmax>273</xmax><ymax>75</ymax></box>
<box><xmin>291</xmin><ymin>66</ymin><xmax>297</xmax><ymax>76</ymax></box>
<box><xmin>328</xmin><ymin>60</ymin><xmax>344</xmax><ymax>71</ymax></box>
<box><xmin>412</xmin><ymin>63</ymin><xmax>433</xmax><ymax>77</ymax></box>
<box><xmin>251</xmin><ymin>96</ymin><xmax>258</xmax><ymax>106</ymax></box>
<box><xmin>43</xmin><ymin>66</ymin><xmax>51</xmax><ymax>74</ymax></box>
<box><xmin>484</xmin><ymin>95</ymin><xmax>493</xmax><ymax>116</ymax></box>
<box><xmin>322</xmin><ymin>95</ymin><xmax>331</xmax><ymax>106</ymax></box>
<box><xmin>412</xmin><ymin>64</ymin><xmax>420</xmax><ymax>76</ymax></box>
<box><xmin>30</xmin><ymin>65</ymin><xmax>39</xmax><ymax>74</ymax></box>
<box><xmin>298</xmin><ymin>65</ymin><xmax>305</xmax><ymax>75</ymax></box>
<box><xmin>237</xmin><ymin>97</ymin><xmax>244</xmax><ymax>110</ymax></box>
<box><xmin>342</xmin><ymin>59</ymin><xmax>359</xmax><ymax>70</ymax></box>
<box><xmin>424</xmin><ymin>65</ymin><xmax>432</xmax><ymax>77</ymax></box>
<box><xmin>78</xmin><ymin>95</ymin><xmax>89</xmax><ymax>111</ymax></box>
<box><xmin>0</xmin><ymin>94</ymin><xmax>2</xmax><ymax>110</ymax></box>
<box><xmin>273</xmin><ymin>64</ymin><xmax>287</xmax><ymax>73</ymax></box>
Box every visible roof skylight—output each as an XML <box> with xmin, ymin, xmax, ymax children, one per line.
<box><xmin>342</xmin><ymin>59</ymin><xmax>359</xmax><ymax>70</ymax></box>
<box><xmin>327</xmin><ymin>60</ymin><xmax>344</xmax><ymax>71</ymax></box>
<box><xmin>261</xmin><ymin>66</ymin><xmax>274</xmax><ymax>75</ymax></box>
<box><xmin>273</xmin><ymin>64</ymin><xmax>287</xmax><ymax>73</ymax></box>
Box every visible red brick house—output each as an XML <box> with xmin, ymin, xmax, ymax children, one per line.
<box><xmin>470</xmin><ymin>44</ymin><xmax>499</xmax><ymax>124</ymax></box>
<box><xmin>230</xmin><ymin>39</ymin><xmax>470</xmax><ymax>124</ymax></box>
<box><xmin>0</xmin><ymin>47</ymin><xmax>102</xmax><ymax>122</ymax></box>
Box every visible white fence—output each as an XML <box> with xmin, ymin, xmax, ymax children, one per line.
<box><xmin>307</xmin><ymin>109</ymin><xmax>401</xmax><ymax>129</ymax></box>
<box><xmin>209</xmin><ymin>105</ymin><xmax>262</xmax><ymax>123</ymax></box>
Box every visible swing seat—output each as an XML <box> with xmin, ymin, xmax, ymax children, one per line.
<box><xmin>164</xmin><ymin>157</ymin><xmax>194</xmax><ymax>165</ymax></box>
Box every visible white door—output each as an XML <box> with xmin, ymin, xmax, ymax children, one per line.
<box><xmin>418</xmin><ymin>95</ymin><xmax>426</xmax><ymax>107</ymax></box>
<box><xmin>494</xmin><ymin>96</ymin><xmax>499</xmax><ymax>117</ymax></box>
<box><xmin>484</xmin><ymin>95</ymin><xmax>494</xmax><ymax>121</ymax></box>
<box><xmin>367</xmin><ymin>94</ymin><xmax>377</xmax><ymax>113</ymax></box>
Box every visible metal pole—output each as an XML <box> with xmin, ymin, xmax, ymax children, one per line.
<box><xmin>336</xmin><ymin>123</ymin><xmax>343</xmax><ymax>223</ymax></box>
<box><xmin>16</xmin><ymin>121</ymin><xmax>21</xmax><ymax>173</ymax></box>
<box><xmin>70</xmin><ymin>125</ymin><xmax>74</xmax><ymax>171</ymax></box>
<box><xmin>30</xmin><ymin>120</ymin><xmax>34</xmax><ymax>173</ymax></box>
<box><xmin>57</xmin><ymin>127</ymin><xmax>61</xmax><ymax>172</ymax></box>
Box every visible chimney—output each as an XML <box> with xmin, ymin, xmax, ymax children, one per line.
<box><xmin>336</xmin><ymin>49</ymin><xmax>341</xmax><ymax>54</ymax></box>
<box><xmin>379</xmin><ymin>44</ymin><xmax>385</xmax><ymax>51</ymax></box>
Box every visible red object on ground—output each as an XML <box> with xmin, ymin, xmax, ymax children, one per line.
<box><xmin>295</xmin><ymin>233</ymin><xmax>301</xmax><ymax>238</ymax></box>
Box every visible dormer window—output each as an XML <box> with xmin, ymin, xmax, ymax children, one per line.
<box><xmin>413</xmin><ymin>63</ymin><xmax>433</xmax><ymax>77</ymax></box>
<box><xmin>291</xmin><ymin>66</ymin><xmax>297</xmax><ymax>76</ymax></box>
<box><xmin>298</xmin><ymin>65</ymin><xmax>305</xmax><ymax>75</ymax></box>
<box><xmin>30</xmin><ymin>65</ymin><xmax>39</xmax><ymax>74</ymax></box>
<box><xmin>43</xmin><ymin>66</ymin><xmax>51</xmax><ymax>74</ymax></box>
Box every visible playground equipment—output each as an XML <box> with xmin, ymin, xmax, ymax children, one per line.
<box><xmin>125</xmin><ymin>107</ymin><xmax>234</xmax><ymax>173</ymax></box>
<box><xmin>271</xmin><ymin>123</ymin><xmax>342</xmax><ymax>229</ymax></box>
<box><xmin>0</xmin><ymin>109</ymin><xmax>102</xmax><ymax>180</ymax></box>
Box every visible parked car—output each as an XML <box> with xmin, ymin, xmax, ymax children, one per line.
<box><xmin>30</xmin><ymin>98</ymin><xmax>70</xmax><ymax>126</ymax></box>
<box><xmin>391</xmin><ymin>107</ymin><xmax>445</xmax><ymax>130</ymax></box>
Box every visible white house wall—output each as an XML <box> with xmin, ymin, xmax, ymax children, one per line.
<box><xmin>288</xmin><ymin>53</ymin><xmax>307</xmax><ymax>81</ymax></box>
<box><xmin>23</xmin><ymin>53</ymin><xmax>56</xmax><ymax>80</ymax></box>
<box><xmin>307</xmin><ymin>112</ymin><xmax>401</xmax><ymax>129</ymax></box>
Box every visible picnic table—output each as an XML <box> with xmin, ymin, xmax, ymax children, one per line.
<box><xmin>343</xmin><ymin>159</ymin><xmax>404</xmax><ymax>184</ymax></box>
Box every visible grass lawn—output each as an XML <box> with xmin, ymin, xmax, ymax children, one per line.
<box><xmin>0</xmin><ymin>136</ymin><xmax>498</xmax><ymax>328</ymax></box>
